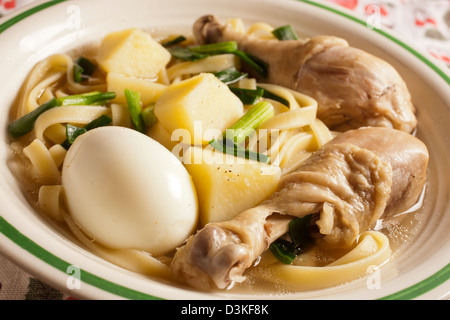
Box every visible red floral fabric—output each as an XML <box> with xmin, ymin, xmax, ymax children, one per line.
<box><xmin>323</xmin><ymin>0</ymin><xmax>450</xmax><ymax>66</ymax></box>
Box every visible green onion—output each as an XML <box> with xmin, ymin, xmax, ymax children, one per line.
<box><xmin>142</xmin><ymin>105</ymin><xmax>158</xmax><ymax>128</ymax></box>
<box><xmin>167</xmin><ymin>41</ymin><xmax>268</xmax><ymax>78</ymax></box>
<box><xmin>214</xmin><ymin>67</ymin><xmax>248</xmax><ymax>85</ymax></box>
<box><xmin>228</xmin><ymin>85</ymin><xmax>289</xmax><ymax>106</ymax></box>
<box><xmin>57</xmin><ymin>91</ymin><xmax>116</xmax><ymax>106</ymax></box>
<box><xmin>73</xmin><ymin>57</ymin><xmax>96</xmax><ymax>83</ymax></box>
<box><xmin>226</xmin><ymin>101</ymin><xmax>274</xmax><ymax>144</ymax></box>
<box><xmin>8</xmin><ymin>98</ymin><xmax>58</xmax><ymax>139</ymax></box>
<box><xmin>169</xmin><ymin>42</ymin><xmax>238</xmax><ymax>60</ymax></box>
<box><xmin>289</xmin><ymin>215</ymin><xmax>313</xmax><ymax>247</ymax></box>
<box><xmin>260</xmin><ymin>86</ymin><xmax>290</xmax><ymax>107</ymax></box>
<box><xmin>73</xmin><ymin>64</ymin><xmax>84</xmax><ymax>83</ymax></box>
<box><xmin>209</xmin><ymin>139</ymin><xmax>270</xmax><ymax>164</ymax></box>
<box><xmin>168</xmin><ymin>47</ymin><xmax>209</xmax><ymax>61</ymax></box>
<box><xmin>83</xmin><ymin>114</ymin><xmax>112</xmax><ymax>130</ymax></box>
<box><xmin>8</xmin><ymin>91</ymin><xmax>116</xmax><ymax>139</ymax></box>
<box><xmin>62</xmin><ymin>114</ymin><xmax>112</xmax><ymax>149</ymax></box>
<box><xmin>190</xmin><ymin>41</ymin><xmax>238</xmax><ymax>54</ymax></box>
<box><xmin>208</xmin><ymin>101</ymin><xmax>273</xmax><ymax>163</ymax></box>
<box><xmin>162</xmin><ymin>35</ymin><xmax>187</xmax><ymax>47</ymax></box>
<box><xmin>65</xmin><ymin>124</ymin><xmax>87</xmax><ymax>145</ymax></box>
<box><xmin>272</xmin><ymin>25</ymin><xmax>299</xmax><ymax>41</ymax></box>
<box><xmin>233</xmin><ymin>50</ymin><xmax>268</xmax><ymax>78</ymax></box>
<box><xmin>229</xmin><ymin>87</ymin><xmax>264</xmax><ymax>105</ymax></box>
<box><xmin>270</xmin><ymin>214</ymin><xmax>314</xmax><ymax>264</ymax></box>
<box><xmin>269</xmin><ymin>240</ymin><xmax>298</xmax><ymax>265</ymax></box>
<box><xmin>124</xmin><ymin>88</ymin><xmax>145</xmax><ymax>133</ymax></box>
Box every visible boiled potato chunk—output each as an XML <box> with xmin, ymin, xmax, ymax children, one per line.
<box><xmin>146</xmin><ymin>122</ymin><xmax>178</xmax><ymax>151</ymax></box>
<box><xmin>97</xmin><ymin>28</ymin><xmax>171</xmax><ymax>78</ymax></box>
<box><xmin>154</xmin><ymin>73</ymin><xmax>244</xmax><ymax>145</ymax></box>
<box><xmin>183</xmin><ymin>146</ymin><xmax>281</xmax><ymax>226</ymax></box>
<box><xmin>107</xmin><ymin>73</ymin><xmax>167</xmax><ymax>105</ymax></box>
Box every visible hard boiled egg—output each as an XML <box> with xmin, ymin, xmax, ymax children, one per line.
<box><xmin>62</xmin><ymin>126</ymin><xmax>198</xmax><ymax>256</ymax></box>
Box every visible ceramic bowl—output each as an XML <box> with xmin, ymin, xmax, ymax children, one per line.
<box><xmin>0</xmin><ymin>0</ymin><xmax>448</xmax><ymax>300</ymax></box>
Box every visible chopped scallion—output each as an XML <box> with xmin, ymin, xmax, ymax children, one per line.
<box><xmin>65</xmin><ymin>124</ymin><xmax>87</xmax><ymax>145</ymax></box>
<box><xmin>269</xmin><ymin>239</ymin><xmax>298</xmax><ymax>265</ymax></box>
<box><xmin>84</xmin><ymin>114</ymin><xmax>113</xmax><ymax>130</ymax></box>
<box><xmin>73</xmin><ymin>57</ymin><xmax>96</xmax><ymax>83</ymax></box>
<box><xmin>162</xmin><ymin>35</ymin><xmax>187</xmax><ymax>47</ymax></box>
<box><xmin>229</xmin><ymin>87</ymin><xmax>264</xmax><ymax>105</ymax></box>
<box><xmin>259</xmin><ymin>86</ymin><xmax>290</xmax><ymax>107</ymax></box>
<box><xmin>226</xmin><ymin>101</ymin><xmax>274</xmax><ymax>144</ymax></box>
<box><xmin>142</xmin><ymin>105</ymin><xmax>158</xmax><ymax>128</ymax></box>
<box><xmin>209</xmin><ymin>139</ymin><xmax>270</xmax><ymax>164</ymax></box>
<box><xmin>62</xmin><ymin>114</ymin><xmax>112</xmax><ymax>149</ymax></box>
<box><xmin>168</xmin><ymin>47</ymin><xmax>209</xmax><ymax>61</ymax></box>
<box><xmin>233</xmin><ymin>50</ymin><xmax>268</xmax><ymax>78</ymax></box>
<box><xmin>73</xmin><ymin>64</ymin><xmax>84</xmax><ymax>83</ymax></box>
<box><xmin>208</xmin><ymin>101</ymin><xmax>273</xmax><ymax>163</ymax></box>
<box><xmin>270</xmin><ymin>214</ymin><xmax>314</xmax><ymax>264</ymax></box>
<box><xmin>57</xmin><ymin>91</ymin><xmax>116</xmax><ymax>106</ymax></box>
<box><xmin>8</xmin><ymin>98</ymin><xmax>58</xmax><ymax>139</ymax></box>
<box><xmin>289</xmin><ymin>215</ymin><xmax>313</xmax><ymax>247</ymax></box>
<box><xmin>272</xmin><ymin>25</ymin><xmax>299</xmax><ymax>41</ymax></box>
<box><xmin>190</xmin><ymin>41</ymin><xmax>238</xmax><ymax>54</ymax></box>
<box><xmin>214</xmin><ymin>67</ymin><xmax>248</xmax><ymax>85</ymax></box>
<box><xmin>8</xmin><ymin>91</ymin><xmax>116</xmax><ymax>139</ymax></box>
<box><xmin>124</xmin><ymin>88</ymin><xmax>145</xmax><ymax>133</ymax></box>
<box><xmin>167</xmin><ymin>41</ymin><xmax>268</xmax><ymax>78</ymax></box>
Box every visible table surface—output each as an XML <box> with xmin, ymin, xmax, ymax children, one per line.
<box><xmin>1</xmin><ymin>0</ymin><xmax>449</xmax><ymax>300</ymax></box>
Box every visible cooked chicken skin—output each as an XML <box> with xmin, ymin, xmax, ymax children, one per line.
<box><xmin>170</xmin><ymin>127</ymin><xmax>428</xmax><ymax>290</ymax></box>
<box><xmin>193</xmin><ymin>15</ymin><xmax>417</xmax><ymax>133</ymax></box>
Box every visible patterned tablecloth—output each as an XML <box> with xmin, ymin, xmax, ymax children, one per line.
<box><xmin>0</xmin><ymin>0</ymin><xmax>449</xmax><ymax>300</ymax></box>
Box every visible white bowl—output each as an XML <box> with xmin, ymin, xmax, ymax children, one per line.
<box><xmin>0</xmin><ymin>0</ymin><xmax>449</xmax><ymax>300</ymax></box>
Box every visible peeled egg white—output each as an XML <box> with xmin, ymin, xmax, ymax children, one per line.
<box><xmin>62</xmin><ymin>126</ymin><xmax>198</xmax><ymax>256</ymax></box>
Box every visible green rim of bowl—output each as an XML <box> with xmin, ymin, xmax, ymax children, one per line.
<box><xmin>0</xmin><ymin>0</ymin><xmax>448</xmax><ymax>300</ymax></box>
